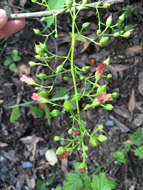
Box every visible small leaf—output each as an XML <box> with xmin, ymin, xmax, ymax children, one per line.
<box><xmin>45</xmin><ymin>176</ymin><xmax>55</xmax><ymax>186</ymax></box>
<box><xmin>10</xmin><ymin>107</ymin><xmax>21</xmax><ymax>123</ymax></box>
<box><xmin>91</xmin><ymin>172</ymin><xmax>116</xmax><ymax>190</ymax></box>
<box><xmin>134</xmin><ymin>146</ymin><xmax>143</xmax><ymax>159</ymax></box>
<box><xmin>130</xmin><ymin>129</ymin><xmax>143</xmax><ymax>146</ymax></box>
<box><xmin>96</xmin><ymin>85</ymin><xmax>107</xmax><ymax>96</ymax></box>
<box><xmin>37</xmin><ymin>180</ymin><xmax>46</xmax><ymax>190</ymax></box>
<box><xmin>9</xmin><ymin>63</ymin><xmax>16</xmax><ymax>72</ymax></box>
<box><xmin>113</xmin><ymin>151</ymin><xmax>126</xmax><ymax>163</ymax></box>
<box><xmin>4</xmin><ymin>59</ymin><xmax>11</xmax><ymax>66</ymax></box>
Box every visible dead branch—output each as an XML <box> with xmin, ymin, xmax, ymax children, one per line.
<box><xmin>9</xmin><ymin>0</ymin><xmax>124</xmax><ymax>19</ymax></box>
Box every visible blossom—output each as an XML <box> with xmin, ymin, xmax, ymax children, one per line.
<box><xmin>96</xmin><ymin>63</ymin><xmax>106</xmax><ymax>75</ymax></box>
<box><xmin>58</xmin><ymin>150</ymin><xmax>69</xmax><ymax>159</ymax></box>
<box><xmin>97</xmin><ymin>92</ymin><xmax>112</xmax><ymax>103</ymax></box>
<box><xmin>31</xmin><ymin>93</ymin><xmax>44</xmax><ymax>102</ymax></box>
<box><xmin>79</xmin><ymin>167</ymin><xmax>85</xmax><ymax>173</ymax></box>
<box><xmin>20</xmin><ymin>74</ymin><xmax>33</xmax><ymax>85</ymax></box>
<box><xmin>73</xmin><ymin>130</ymin><xmax>80</xmax><ymax>137</ymax></box>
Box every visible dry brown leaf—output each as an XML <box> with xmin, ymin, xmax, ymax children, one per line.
<box><xmin>80</xmin><ymin>41</ymin><xmax>90</xmax><ymax>53</ymax></box>
<box><xmin>128</xmin><ymin>89</ymin><xmax>136</xmax><ymax>117</ymax></box>
<box><xmin>126</xmin><ymin>45</ymin><xmax>142</xmax><ymax>52</ymax></box>
<box><xmin>17</xmin><ymin>64</ymin><xmax>31</xmax><ymax>75</ymax></box>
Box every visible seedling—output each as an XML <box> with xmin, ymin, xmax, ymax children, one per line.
<box><xmin>3</xmin><ymin>49</ymin><xmax>21</xmax><ymax>72</ymax></box>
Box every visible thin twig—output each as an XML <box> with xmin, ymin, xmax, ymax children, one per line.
<box><xmin>9</xmin><ymin>0</ymin><xmax>124</xmax><ymax>19</ymax></box>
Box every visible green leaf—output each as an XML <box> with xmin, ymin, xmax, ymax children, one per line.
<box><xmin>50</xmin><ymin>109</ymin><xmax>61</xmax><ymax>117</ymax></box>
<box><xmin>63</xmin><ymin>173</ymin><xmax>83</xmax><ymax>190</ymax></box>
<box><xmin>9</xmin><ymin>63</ymin><xmax>16</xmax><ymax>72</ymax></box>
<box><xmin>43</xmin><ymin>0</ymin><xmax>66</xmax><ymax>28</ymax></box>
<box><xmin>82</xmin><ymin>174</ymin><xmax>91</xmax><ymax>190</ymax></box>
<box><xmin>44</xmin><ymin>104</ymin><xmax>51</xmax><ymax>125</ymax></box>
<box><xmin>134</xmin><ymin>146</ymin><xmax>143</xmax><ymax>159</ymax></box>
<box><xmin>11</xmin><ymin>49</ymin><xmax>21</xmax><ymax>62</ymax></box>
<box><xmin>45</xmin><ymin>176</ymin><xmax>55</xmax><ymax>186</ymax></box>
<box><xmin>37</xmin><ymin>180</ymin><xmax>46</xmax><ymax>190</ymax></box>
<box><xmin>4</xmin><ymin>59</ymin><xmax>11</xmax><ymax>66</ymax></box>
<box><xmin>10</xmin><ymin>107</ymin><xmax>21</xmax><ymax>123</ymax></box>
<box><xmin>63</xmin><ymin>100</ymin><xmax>74</xmax><ymax>111</ymax></box>
<box><xmin>130</xmin><ymin>129</ymin><xmax>143</xmax><ymax>146</ymax></box>
<box><xmin>91</xmin><ymin>172</ymin><xmax>116</xmax><ymax>190</ymax></box>
<box><xmin>39</xmin><ymin>89</ymin><xmax>49</xmax><ymax>98</ymax></box>
<box><xmin>52</xmin><ymin>87</ymin><xmax>68</xmax><ymax>99</ymax></box>
<box><xmin>29</xmin><ymin>105</ymin><xmax>44</xmax><ymax>118</ymax></box>
<box><xmin>113</xmin><ymin>151</ymin><xmax>126</xmax><ymax>163</ymax></box>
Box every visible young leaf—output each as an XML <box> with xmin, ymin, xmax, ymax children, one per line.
<box><xmin>63</xmin><ymin>173</ymin><xmax>83</xmax><ymax>190</ymax></box>
<box><xmin>4</xmin><ymin>59</ymin><xmax>11</xmax><ymax>66</ymax></box>
<box><xmin>134</xmin><ymin>146</ymin><xmax>143</xmax><ymax>159</ymax></box>
<box><xmin>113</xmin><ymin>151</ymin><xmax>126</xmax><ymax>163</ymax></box>
<box><xmin>10</xmin><ymin>107</ymin><xmax>21</xmax><ymax>123</ymax></box>
<box><xmin>130</xmin><ymin>129</ymin><xmax>143</xmax><ymax>146</ymax></box>
<box><xmin>91</xmin><ymin>172</ymin><xmax>116</xmax><ymax>190</ymax></box>
<box><xmin>9</xmin><ymin>63</ymin><xmax>16</xmax><ymax>72</ymax></box>
<box><xmin>37</xmin><ymin>180</ymin><xmax>46</xmax><ymax>190</ymax></box>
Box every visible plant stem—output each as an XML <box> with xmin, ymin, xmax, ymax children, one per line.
<box><xmin>70</xmin><ymin>0</ymin><xmax>81</xmax><ymax>126</ymax></box>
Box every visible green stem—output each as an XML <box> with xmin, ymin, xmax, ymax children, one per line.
<box><xmin>70</xmin><ymin>0</ymin><xmax>81</xmax><ymax>127</ymax></box>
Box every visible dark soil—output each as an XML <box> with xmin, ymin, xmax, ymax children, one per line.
<box><xmin>0</xmin><ymin>0</ymin><xmax>143</xmax><ymax>189</ymax></box>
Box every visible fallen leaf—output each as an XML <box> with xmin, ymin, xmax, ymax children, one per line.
<box><xmin>126</xmin><ymin>45</ymin><xmax>142</xmax><ymax>56</ymax></box>
<box><xmin>80</xmin><ymin>41</ymin><xmax>90</xmax><ymax>53</ymax></box>
<box><xmin>45</xmin><ymin>149</ymin><xmax>58</xmax><ymax>166</ymax></box>
<box><xmin>128</xmin><ymin>89</ymin><xmax>136</xmax><ymax>117</ymax></box>
<box><xmin>17</xmin><ymin>64</ymin><xmax>31</xmax><ymax>75</ymax></box>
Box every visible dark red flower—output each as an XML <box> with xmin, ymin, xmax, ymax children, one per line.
<box><xmin>96</xmin><ymin>63</ymin><xmax>106</xmax><ymax>75</ymax></box>
<box><xmin>73</xmin><ymin>130</ymin><xmax>80</xmax><ymax>136</ymax></box>
<box><xmin>58</xmin><ymin>150</ymin><xmax>69</xmax><ymax>159</ymax></box>
<box><xmin>79</xmin><ymin>167</ymin><xmax>85</xmax><ymax>173</ymax></box>
<box><xmin>97</xmin><ymin>92</ymin><xmax>112</xmax><ymax>103</ymax></box>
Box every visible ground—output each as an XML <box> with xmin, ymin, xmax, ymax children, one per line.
<box><xmin>0</xmin><ymin>0</ymin><xmax>143</xmax><ymax>189</ymax></box>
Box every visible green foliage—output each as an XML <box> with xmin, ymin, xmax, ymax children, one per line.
<box><xmin>61</xmin><ymin>166</ymin><xmax>116</xmax><ymax>190</ymax></box>
<box><xmin>10</xmin><ymin>107</ymin><xmax>21</xmax><ymax>123</ymax></box>
<box><xmin>37</xmin><ymin>176</ymin><xmax>55</xmax><ymax>190</ymax></box>
<box><xmin>130</xmin><ymin>128</ymin><xmax>143</xmax><ymax>146</ymax></box>
<box><xmin>3</xmin><ymin>49</ymin><xmax>21</xmax><ymax>72</ymax></box>
<box><xmin>134</xmin><ymin>146</ymin><xmax>143</xmax><ymax>159</ymax></box>
<box><xmin>91</xmin><ymin>172</ymin><xmax>116</xmax><ymax>190</ymax></box>
<box><xmin>29</xmin><ymin>105</ymin><xmax>44</xmax><ymax>118</ymax></box>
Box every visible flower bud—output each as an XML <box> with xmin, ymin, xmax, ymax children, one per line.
<box><xmin>98</xmin><ymin>37</ymin><xmax>109</xmax><ymax>46</ymax></box>
<box><xmin>103</xmin><ymin>104</ymin><xmax>114</xmax><ymax>110</ymax></box>
<box><xmin>82</xmin><ymin>22</ymin><xmax>90</xmax><ymax>30</ymax></box>
<box><xmin>117</xmin><ymin>14</ymin><xmax>125</xmax><ymax>25</ymax></box>
<box><xmin>106</xmin><ymin>15</ymin><xmax>112</xmax><ymax>27</ymax></box>
<box><xmin>63</xmin><ymin>100</ymin><xmax>74</xmax><ymax>111</ymax></box>
<box><xmin>54</xmin><ymin>136</ymin><xmax>61</xmax><ymax>141</ymax></box>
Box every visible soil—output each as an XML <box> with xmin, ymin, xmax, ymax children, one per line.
<box><xmin>0</xmin><ymin>0</ymin><xmax>143</xmax><ymax>189</ymax></box>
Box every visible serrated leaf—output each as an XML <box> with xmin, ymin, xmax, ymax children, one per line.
<box><xmin>113</xmin><ymin>151</ymin><xmax>126</xmax><ymax>163</ymax></box>
<box><xmin>10</xmin><ymin>107</ymin><xmax>21</xmax><ymax>123</ymax></box>
<box><xmin>63</xmin><ymin>173</ymin><xmax>83</xmax><ymax>190</ymax></box>
<box><xmin>130</xmin><ymin>129</ymin><xmax>143</xmax><ymax>146</ymax></box>
<box><xmin>134</xmin><ymin>146</ymin><xmax>143</xmax><ymax>159</ymax></box>
<box><xmin>91</xmin><ymin>172</ymin><xmax>116</xmax><ymax>190</ymax></box>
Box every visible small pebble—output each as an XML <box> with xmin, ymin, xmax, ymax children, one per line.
<box><xmin>0</xmin><ymin>156</ymin><xmax>7</xmax><ymax>163</ymax></box>
<box><xmin>0</xmin><ymin>166</ymin><xmax>8</xmax><ymax>173</ymax></box>
<box><xmin>21</xmin><ymin>161</ymin><xmax>32</xmax><ymax>168</ymax></box>
<box><xmin>20</xmin><ymin>107</ymin><xmax>26</xmax><ymax>115</ymax></box>
<box><xmin>114</xmin><ymin>160</ymin><xmax>118</xmax><ymax>165</ymax></box>
<box><xmin>105</xmin><ymin>120</ymin><xmax>115</xmax><ymax>127</ymax></box>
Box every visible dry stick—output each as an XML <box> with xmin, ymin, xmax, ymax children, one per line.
<box><xmin>9</xmin><ymin>0</ymin><xmax>124</xmax><ymax>19</ymax></box>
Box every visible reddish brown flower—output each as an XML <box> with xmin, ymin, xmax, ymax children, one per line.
<box><xmin>58</xmin><ymin>150</ymin><xmax>69</xmax><ymax>159</ymax></box>
<box><xmin>79</xmin><ymin>167</ymin><xmax>85</xmax><ymax>173</ymax></box>
<box><xmin>73</xmin><ymin>130</ymin><xmax>80</xmax><ymax>137</ymax></box>
<box><xmin>97</xmin><ymin>92</ymin><xmax>112</xmax><ymax>103</ymax></box>
<box><xmin>96</xmin><ymin>63</ymin><xmax>106</xmax><ymax>75</ymax></box>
